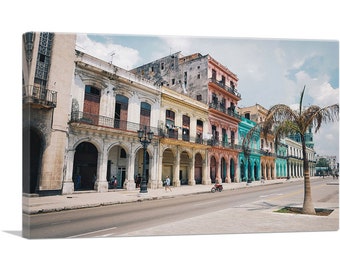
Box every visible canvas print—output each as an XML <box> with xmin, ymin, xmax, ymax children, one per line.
<box><xmin>22</xmin><ymin>33</ymin><xmax>339</xmax><ymax>239</ymax></box>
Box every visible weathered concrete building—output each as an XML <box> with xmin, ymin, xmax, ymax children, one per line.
<box><xmin>131</xmin><ymin>52</ymin><xmax>242</xmax><ymax>183</ymax></box>
<box><xmin>64</xmin><ymin>50</ymin><xmax>162</xmax><ymax>194</ymax></box>
<box><xmin>22</xmin><ymin>32</ymin><xmax>76</xmax><ymax>195</ymax></box>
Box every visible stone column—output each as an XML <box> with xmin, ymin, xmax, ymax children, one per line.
<box><xmin>126</xmin><ymin>151</ymin><xmax>137</xmax><ymax>191</ymax></box>
<box><xmin>158</xmin><ymin>152</ymin><xmax>163</xmax><ymax>188</ymax></box>
<box><xmin>188</xmin><ymin>158</ymin><xmax>195</xmax><ymax>185</ymax></box>
<box><xmin>203</xmin><ymin>151</ymin><xmax>210</xmax><ymax>185</ymax></box>
<box><xmin>62</xmin><ymin>149</ymin><xmax>75</xmax><ymax>194</ymax></box>
<box><xmin>95</xmin><ymin>151</ymin><xmax>108</xmax><ymax>192</ymax></box>
<box><xmin>216</xmin><ymin>155</ymin><xmax>221</xmax><ymax>183</ymax></box>
<box><xmin>173</xmin><ymin>148</ymin><xmax>181</xmax><ymax>187</ymax></box>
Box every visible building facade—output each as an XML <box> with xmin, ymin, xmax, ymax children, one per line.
<box><xmin>131</xmin><ymin>52</ymin><xmax>242</xmax><ymax>183</ymax></box>
<box><xmin>285</xmin><ymin>138</ymin><xmax>316</xmax><ymax>178</ymax></box>
<box><xmin>238</xmin><ymin>116</ymin><xmax>261</xmax><ymax>181</ymax></box>
<box><xmin>22</xmin><ymin>32</ymin><xmax>76</xmax><ymax>195</ymax></box>
<box><xmin>64</xmin><ymin>50</ymin><xmax>163</xmax><ymax>194</ymax></box>
<box><xmin>159</xmin><ymin>87</ymin><xmax>210</xmax><ymax>187</ymax></box>
<box><xmin>238</xmin><ymin>104</ymin><xmax>277</xmax><ymax>180</ymax></box>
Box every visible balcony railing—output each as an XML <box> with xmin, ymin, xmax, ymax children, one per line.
<box><xmin>207</xmin><ymin>138</ymin><xmax>242</xmax><ymax>150</ymax></box>
<box><xmin>23</xmin><ymin>85</ymin><xmax>57</xmax><ymax>108</ymax></box>
<box><xmin>209</xmin><ymin>102</ymin><xmax>242</xmax><ymax>120</ymax></box>
<box><xmin>70</xmin><ymin>111</ymin><xmax>160</xmax><ymax>135</ymax></box>
<box><xmin>209</xmin><ymin>78</ymin><xmax>241</xmax><ymax>98</ymax></box>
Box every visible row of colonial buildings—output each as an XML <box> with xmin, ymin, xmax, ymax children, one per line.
<box><xmin>22</xmin><ymin>32</ymin><xmax>316</xmax><ymax>195</ymax></box>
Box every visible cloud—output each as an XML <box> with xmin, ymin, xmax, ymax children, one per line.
<box><xmin>76</xmin><ymin>34</ymin><xmax>141</xmax><ymax>69</ymax></box>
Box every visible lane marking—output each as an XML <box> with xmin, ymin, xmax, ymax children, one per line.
<box><xmin>259</xmin><ymin>193</ymin><xmax>283</xmax><ymax>198</ymax></box>
<box><xmin>67</xmin><ymin>226</ymin><xmax>117</xmax><ymax>238</ymax></box>
<box><xmin>194</xmin><ymin>200</ymin><xmax>221</xmax><ymax>207</ymax></box>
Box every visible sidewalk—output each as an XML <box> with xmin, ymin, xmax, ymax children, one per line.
<box><xmin>23</xmin><ymin>177</ymin><xmax>309</xmax><ymax>214</ymax></box>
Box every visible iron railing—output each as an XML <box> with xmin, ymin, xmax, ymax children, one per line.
<box><xmin>209</xmin><ymin>78</ymin><xmax>241</xmax><ymax>98</ymax></box>
<box><xmin>71</xmin><ymin>111</ymin><xmax>160</xmax><ymax>135</ymax></box>
<box><xmin>23</xmin><ymin>85</ymin><xmax>57</xmax><ymax>108</ymax></box>
<box><xmin>209</xmin><ymin>102</ymin><xmax>242</xmax><ymax>119</ymax></box>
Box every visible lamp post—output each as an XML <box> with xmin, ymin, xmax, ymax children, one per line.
<box><xmin>137</xmin><ymin>126</ymin><xmax>154</xmax><ymax>193</ymax></box>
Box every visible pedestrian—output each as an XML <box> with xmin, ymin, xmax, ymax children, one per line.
<box><xmin>164</xmin><ymin>176</ymin><xmax>172</xmax><ymax>192</ymax></box>
<box><xmin>113</xmin><ymin>176</ymin><xmax>117</xmax><ymax>190</ymax></box>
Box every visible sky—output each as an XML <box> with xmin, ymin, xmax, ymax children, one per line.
<box><xmin>76</xmin><ymin>34</ymin><xmax>339</xmax><ymax>159</ymax></box>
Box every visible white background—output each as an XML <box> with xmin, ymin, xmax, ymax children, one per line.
<box><xmin>1</xmin><ymin>1</ymin><xmax>339</xmax><ymax>269</ymax></box>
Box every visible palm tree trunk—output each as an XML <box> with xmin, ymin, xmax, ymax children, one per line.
<box><xmin>301</xmin><ymin>135</ymin><xmax>316</xmax><ymax>215</ymax></box>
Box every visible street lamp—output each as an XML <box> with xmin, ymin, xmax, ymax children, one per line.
<box><xmin>137</xmin><ymin>126</ymin><xmax>154</xmax><ymax>193</ymax></box>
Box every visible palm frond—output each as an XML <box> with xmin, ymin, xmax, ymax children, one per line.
<box><xmin>303</xmin><ymin>104</ymin><xmax>339</xmax><ymax>133</ymax></box>
<box><xmin>299</xmin><ymin>85</ymin><xmax>306</xmax><ymax>115</ymax></box>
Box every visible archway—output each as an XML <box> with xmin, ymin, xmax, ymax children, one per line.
<box><xmin>240</xmin><ymin>159</ymin><xmax>245</xmax><ymax>181</ymax></box>
<box><xmin>135</xmin><ymin>148</ymin><xmax>150</xmax><ymax>188</ymax></box>
<box><xmin>230</xmin><ymin>158</ymin><xmax>235</xmax><ymax>182</ymax></box>
<box><xmin>162</xmin><ymin>148</ymin><xmax>174</xmax><ymax>185</ymax></box>
<box><xmin>108</xmin><ymin>145</ymin><xmax>128</xmax><ymax>188</ymax></box>
<box><xmin>23</xmin><ymin>127</ymin><xmax>44</xmax><ymax>194</ymax></box>
<box><xmin>73</xmin><ymin>142</ymin><xmax>98</xmax><ymax>190</ymax></box>
<box><xmin>221</xmin><ymin>157</ymin><xmax>227</xmax><ymax>183</ymax></box>
<box><xmin>254</xmin><ymin>162</ymin><xmax>259</xmax><ymax>180</ymax></box>
<box><xmin>210</xmin><ymin>156</ymin><xmax>217</xmax><ymax>183</ymax></box>
<box><xmin>180</xmin><ymin>151</ymin><xmax>190</xmax><ymax>185</ymax></box>
<box><xmin>194</xmin><ymin>153</ymin><xmax>203</xmax><ymax>184</ymax></box>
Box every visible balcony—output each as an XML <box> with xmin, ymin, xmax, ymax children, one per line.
<box><xmin>208</xmin><ymin>138</ymin><xmax>242</xmax><ymax>150</ymax></box>
<box><xmin>209</xmin><ymin>102</ymin><xmax>242</xmax><ymax>120</ymax></box>
<box><xmin>209</xmin><ymin>78</ymin><xmax>241</xmax><ymax>98</ymax></box>
<box><xmin>23</xmin><ymin>85</ymin><xmax>57</xmax><ymax>108</ymax></box>
<box><xmin>70</xmin><ymin>111</ymin><xmax>160</xmax><ymax>135</ymax></box>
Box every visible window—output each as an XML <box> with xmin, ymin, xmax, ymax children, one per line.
<box><xmin>197</xmin><ymin>74</ymin><xmax>200</xmax><ymax>79</ymax></box>
<box><xmin>212</xmin><ymin>93</ymin><xmax>218</xmax><ymax>105</ymax></box>
<box><xmin>161</xmin><ymin>63</ymin><xmax>164</xmax><ymax>70</ymax></box>
<box><xmin>172</xmin><ymin>78</ymin><xmax>175</xmax><ymax>85</ymax></box>
<box><xmin>212</xmin><ymin>69</ymin><xmax>216</xmax><ymax>80</ymax></box>
<box><xmin>140</xmin><ymin>102</ymin><xmax>151</xmax><ymax>128</ymax></box>
<box><xmin>120</xmin><ymin>148</ymin><xmax>127</xmax><ymax>158</ymax></box>
<box><xmin>114</xmin><ymin>94</ymin><xmax>129</xmax><ymax>129</ymax></box>
<box><xmin>85</xmin><ymin>85</ymin><xmax>100</xmax><ymax>96</ymax></box>
<box><xmin>221</xmin><ymin>75</ymin><xmax>225</xmax><ymax>85</ymax></box>
<box><xmin>196</xmin><ymin>94</ymin><xmax>202</xmax><ymax>101</ymax></box>
<box><xmin>182</xmin><ymin>115</ymin><xmax>190</xmax><ymax>141</ymax></box>
<box><xmin>166</xmin><ymin>110</ymin><xmax>177</xmax><ymax>139</ymax></box>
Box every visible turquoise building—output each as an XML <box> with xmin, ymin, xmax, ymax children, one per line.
<box><xmin>275</xmin><ymin>143</ymin><xmax>288</xmax><ymax>178</ymax></box>
<box><xmin>238</xmin><ymin>116</ymin><xmax>261</xmax><ymax>181</ymax></box>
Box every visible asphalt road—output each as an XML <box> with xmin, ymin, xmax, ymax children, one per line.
<box><xmin>24</xmin><ymin>178</ymin><xmax>338</xmax><ymax>239</ymax></box>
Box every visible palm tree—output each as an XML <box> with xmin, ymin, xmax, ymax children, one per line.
<box><xmin>243</xmin><ymin>86</ymin><xmax>339</xmax><ymax>215</ymax></box>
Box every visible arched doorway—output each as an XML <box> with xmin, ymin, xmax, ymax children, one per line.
<box><xmin>194</xmin><ymin>153</ymin><xmax>203</xmax><ymax>184</ymax></box>
<box><xmin>221</xmin><ymin>157</ymin><xmax>227</xmax><ymax>183</ymax></box>
<box><xmin>180</xmin><ymin>151</ymin><xmax>190</xmax><ymax>185</ymax></box>
<box><xmin>210</xmin><ymin>156</ymin><xmax>217</xmax><ymax>183</ymax></box>
<box><xmin>230</xmin><ymin>158</ymin><xmax>235</xmax><ymax>182</ymax></box>
<box><xmin>73</xmin><ymin>142</ymin><xmax>98</xmax><ymax>190</ymax></box>
<box><xmin>108</xmin><ymin>145</ymin><xmax>128</xmax><ymax>188</ymax></box>
<box><xmin>135</xmin><ymin>148</ymin><xmax>150</xmax><ymax>188</ymax></box>
<box><xmin>162</xmin><ymin>148</ymin><xmax>174</xmax><ymax>185</ymax></box>
<box><xmin>254</xmin><ymin>162</ymin><xmax>259</xmax><ymax>180</ymax></box>
<box><xmin>240</xmin><ymin>159</ymin><xmax>246</xmax><ymax>181</ymax></box>
<box><xmin>23</xmin><ymin>127</ymin><xmax>43</xmax><ymax>194</ymax></box>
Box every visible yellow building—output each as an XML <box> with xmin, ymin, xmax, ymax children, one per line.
<box><xmin>159</xmin><ymin>86</ymin><xmax>210</xmax><ymax>187</ymax></box>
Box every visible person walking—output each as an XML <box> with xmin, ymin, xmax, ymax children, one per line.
<box><xmin>164</xmin><ymin>176</ymin><xmax>172</xmax><ymax>192</ymax></box>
